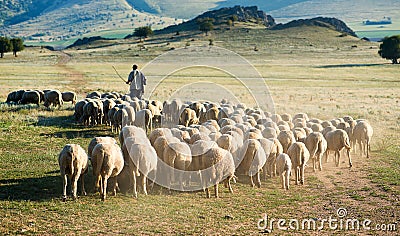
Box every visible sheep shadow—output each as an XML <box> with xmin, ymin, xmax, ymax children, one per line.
<box><xmin>36</xmin><ymin>115</ymin><xmax>77</xmax><ymax>129</ymax></box>
<box><xmin>0</xmin><ymin>171</ymin><xmax>96</xmax><ymax>202</ymax></box>
<box><xmin>0</xmin><ymin>174</ymin><xmax>61</xmax><ymax>201</ymax></box>
<box><xmin>37</xmin><ymin>115</ymin><xmax>116</xmax><ymax>139</ymax></box>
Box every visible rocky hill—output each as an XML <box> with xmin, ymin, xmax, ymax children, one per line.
<box><xmin>157</xmin><ymin>5</ymin><xmax>276</xmax><ymax>34</ymax></box>
<box><xmin>271</xmin><ymin>17</ymin><xmax>357</xmax><ymax>37</ymax></box>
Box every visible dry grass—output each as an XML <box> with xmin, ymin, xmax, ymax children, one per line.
<box><xmin>0</xmin><ymin>25</ymin><xmax>399</xmax><ymax>235</ymax></box>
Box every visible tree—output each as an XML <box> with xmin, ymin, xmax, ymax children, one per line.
<box><xmin>0</xmin><ymin>36</ymin><xmax>12</xmax><ymax>58</ymax></box>
<box><xmin>10</xmin><ymin>38</ymin><xmax>24</xmax><ymax>57</ymax></box>
<box><xmin>378</xmin><ymin>35</ymin><xmax>400</xmax><ymax>64</ymax></box>
<box><xmin>197</xmin><ymin>18</ymin><xmax>214</xmax><ymax>36</ymax></box>
<box><xmin>133</xmin><ymin>26</ymin><xmax>153</xmax><ymax>40</ymax></box>
<box><xmin>230</xmin><ymin>15</ymin><xmax>238</xmax><ymax>26</ymax></box>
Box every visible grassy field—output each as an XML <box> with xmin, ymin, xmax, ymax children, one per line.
<box><xmin>0</xmin><ymin>25</ymin><xmax>399</xmax><ymax>235</ymax></box>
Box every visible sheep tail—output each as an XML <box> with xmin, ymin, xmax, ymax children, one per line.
<box><xmin>68</xmin><ymin>145</ymin><xmax>76</xmax><ymax>175</ymax></box>
<box><xmin>344</xmin><ymin>136</ymin><xmax>351</xmax><ymax>150</ymax></box>
<box><xmin>95</xmin><ymin>147</ymin><xmax>105</xmax><ymax>176</ymax></box>
<box><xmin>309</xmin><ymin>136</ymin><xmax>319</xmax><ymax>160</ymax></box>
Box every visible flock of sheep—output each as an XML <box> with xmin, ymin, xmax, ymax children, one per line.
<box><xmin>5</xmin><ymin>89</ymin><xmax>77</xmax><ymax>107</ymax></box>
<box><xmin>58</xmin><ymin>91</ymin><xmax>374</xmax><ymax>201</ymax></box>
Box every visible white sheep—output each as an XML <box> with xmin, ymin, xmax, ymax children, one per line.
<box><xmin>236</xmin><ymin>139</ymin><xmax>266</xmax><ymax>188</ymax></box>
<box><xmin>353</xmin><ymin>120</ymin><xmax>373</xmax><ymax>158</ymax></box>
<box><xmin>276</xmin><ymin>153</ymin><xmax>292</xmax><ymax>190</ymax></box>
<box><xmin>324</xmin><ymin>129</ymin><xmax>352</xmax><ymax>168</ymax></box>
<box><xmin>134</xmin><ymin>109</ymin><xmax>153</xmax><ymax>133</ymax></box>
<box><xmin>162</xmin><ymin>142</ymin><xmax>192</xmax><ymax>190</ymax></box>
<box><xmin>127</xmin><ymin>143</ymin><xmax>158</xmax><ymax>198</ymax></box>
<box><xmin>264</xmin><ymin>138</ymin><xmax>283</xmax><ymax>178</ymax></box>
<box><xmin>87</xmin><ymin>137</ymin><xmax>117</xmax><ymax>159</ymax></box>
<box><xmin>58</xmin><ymin>144</ymin><xmax>89</xmax><ymax>201</ymax></box>
<box><xmin>287</xmin><ymin>142</ymin><xmax>310</xmax><ymax>185</ymax></box>
<box><xmin>304</xmin><ymin>132</ymin><xmax>327</xmax><ymax>172</ymax></box>
<box><xmin>190</xmin><ymin>142</ymin><xmax>235</xmax><ymax>198</ymax></box>
<box><xmin>277</xmin><ymin>130</ymin><xmax>295</xmax><ymax>154</ymax></box>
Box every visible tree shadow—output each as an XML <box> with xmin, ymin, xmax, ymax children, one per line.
<box><xmin>316</xmin><ymin>63</ymin><xmax>384</xmax><ymax>68</ymax></box>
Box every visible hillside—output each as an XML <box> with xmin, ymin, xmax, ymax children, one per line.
<box><xmin>271</xmin><ymin>17</ymin><xmax>357</xmax><ymax>37</ymax></box>
<box><xmin>1</xmin><ymin>0</ymin><xmax>398</xmax><ymax>44</ymax></box>
<box><xmin>154</xmin><ymin>6</ymin><xmax>276</xmax><ymax>35</ymax></box>
<box><xmin>0</xmin><ymin>0</ymin><xmax>181</xmax><ymax>45</ymax></box>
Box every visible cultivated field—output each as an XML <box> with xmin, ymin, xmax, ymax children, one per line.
<box><xmin>0</xmin><ymin>26</ymin><xmax>399</xmax><ymax>235</ymax></box>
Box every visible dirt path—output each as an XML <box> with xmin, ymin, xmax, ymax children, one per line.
<box><xmin>298</xmin><ymin>152</ymin><xmax>399</xmax><ymax>235</ymax></box>
<box><xmin>55</xmin><ymin>51</ymin><xmax>86</xmax><ymax>92</ymax></box>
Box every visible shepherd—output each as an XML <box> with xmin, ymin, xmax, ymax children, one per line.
<box><xmin>126</xmin><ymin>64</ymin><xmax>146</xmax><ymax>99</ymax></box>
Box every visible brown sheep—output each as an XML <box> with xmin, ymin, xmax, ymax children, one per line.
<box><xmin>61</xmin><ymin>91</ymin><xmax>77</xmax><ymax>105</ymax></box>
<box><xmin>179</xmin><ymin>108</ymin><xmax>198</xmax><ymax>127</ymax></box>
<box><xmin>74</xmin><ymin>100</ymin><xmax>87</xmax><ymax>121</ymax></box>
<box><xmin>205</xmin><ymin>106</ymin><xmax>219</xmax><ymax>122</ymax></box>
<box><xmin>19</xmin><ymin>90</ymin><xmax>40</xmax><ymax>106</ymax></box>
<box><xmin>91</xmin><ymin>143</ymin><xmax>124</xmax><ymax>201</ymax></box>
<box><xmin>44</xmin><ymin>90</ymin><xmax>63</xmax><ymax>108</ymax></box>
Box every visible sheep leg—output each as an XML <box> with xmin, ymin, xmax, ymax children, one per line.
<box><xmin>300</xmin><ymin>165</ymin><xmax>305</xmax><ymax>185</ymax></box>
<box><xmin>366</xmin><ymin>139</ymin><xmax>370</xmax><ymax>158</ymax></box>
<box><xmin>61</xmin><ymin>173</ymin><xmax>68</xmax><ymax>201</ymax></box>
<box><xmin>335</xmin><ymin>151</ymin><xmax>340</xmax><ymax>167</ymax></box>
<box><xmin>80</xmin><ymin>174</ymin><xmax>87</xmax><ymax>196</ymax></box>
<box><xmin>132</xmin><ymin>173</ymin><xmax>138</xmax><ymax>198</ymax></box>
<box><xmin>112</xmin><ymin>177</ymin><xmax>118</xmax><ymax>196</ymax></box>
<box><xmin>95</xmin><ymin>174</ymin><xmax>101</xmax><ymax>193</ymax></box>
<box><xmin>71</xmin><ymin>172</ymin><xmax>80</xmax><ymax>200</ymax></box>
<box><xmin>347</xmin><ymin>149</ymin><xmax>353</xmax><ymax>168</ymax></box>
<box><xmin>249</xmin><ymin>175</ymin><xmax>255</xmax><ymax>188</ymax></box>
<box><xmin>214</xmin><ymin>183</ymin><xmax>219</xmax><ymax>198</ymax></box>
<box><xmin>262</xmin><ymin>165</ymin><xmax>268</xmax><ymax>180</ymax></box>
<box><xmin>285</xmin><ymin>170</ymin><xmax>290</xmax><ymax>190</ymax></box>
<box><xmin>280</xmin><ymin>173</ymin><xmax>285</xmax><ymax>189</ymax></box>
<box><xmin>272</xmin><ymin>161</ymin><xmax>277</xmax><ymax>177</ymax></box>
<box><xmin>205</xmin><ymin>187</ymin><xmax>211</xmax><ymax>198</ymax></box>
<box><xmin>318</xmin><ymin>153</ymin><xmax>323</xmax><ymax>171</ymax></box>
<box><xmin>255</xmin><ymin>172</ymin><xmax>261</xmax><ymax>188</ymax></box>
<box><xmin>295</xmin><ymin>167</ymin><xmax>299</xmax><ymax>185</ymax></box>
<box><xmin>226</xmin><ymin>177</ymin><xmax>233</xmax><ymax>194</ymax></box>
<box><xmin>312</xmin><ymin>157</ymin><xmax>316</xmax><ymax>172</ymax></box>
<box><xmin>324</xmin><ymin>151</ymin><xmax>328</xmax><ymax>163</ymax></box>
<box><xmin>101</xmin><ymin>176</ymin><xmax>108</xmax><ymax>201</ymax></box>
<box><xmin>142</xmin><ymin>175</ymin><xmax>148</xmax><ymax>195</ymax></box>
